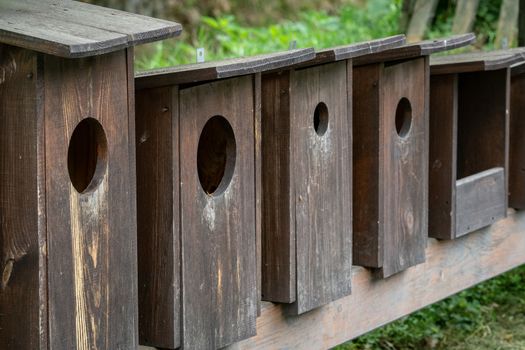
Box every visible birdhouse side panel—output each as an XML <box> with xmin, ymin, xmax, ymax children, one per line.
<box><xmin>0</xmin><ymin>44</ymin><xmax>47</xmax><ymax>350</ymax></box>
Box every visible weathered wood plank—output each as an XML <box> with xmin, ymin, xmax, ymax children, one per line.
<box><xmin>136</xmin><ymin>49</ymin><xmax>315</xmax><ymax>89</ymax></box>
<box><xmin>353</xmin><ymin>34</ymin><xmax>475</xmax><ymax>66</ymax></box>
<box><xmin>300</xmin><ymin>35</ymin><xmax>406</xmax><ymax>68</ymax></box>
<box><xmin>0</xmin><ymin>0</ymin><xmax>182</xmax><ymax>58</ymax></box>
<box><xmin>0</xmin><ymin>44</ymin><xmax>46</xmax><ymax>350</ymax></box>
<box><xmin>455</xmin><ymin>168</ymin><xmax>506</xmax><ymax>237</ymax></box>
<box><xmin>509</xmin><ymin>63</ymin><xmax>525</xmax><ymax>208</ymax></box>
<box><xmin>261</xmin><ymin>71</ymin><xmax>295</xmax><ymax>303</ymax></box>
<box><xmin>431</xmin><ymin>51</ymin><xmax>524</xmax><ymax>75</ymax></box>
<box><xmin>428</xmin><ymin>74</ymin><xmax>457</xmax><ymax>240</ymax></box>
<box><xmin>180</xmin><ymin>76</ymin><xmax>257</xmax><ymax>349</ymax></box>
<box><xmin>136</xmin><ymin>86</ymin><xmax>179</xmax><ymax>348</ymax></box>
<box><xmin>353</xmin><ymin>58</ymin><xmax>427</xmax><ymax>278</ymax></box>
<box><xmin>289</xmin><ymin>61</ymin><xmax>352</xmax><ymax>315</ymax></box>
<box><xmin>223</xmin><ymin>209</ymin><xmax>525</xmax><ymax>350</ymax></box>
<box><xmin>44</xmin><ymin>49</ymin><xmax>137</xmax><ymax>349</ymax></box>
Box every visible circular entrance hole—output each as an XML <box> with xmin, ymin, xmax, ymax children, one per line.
<box><xmin>67</xmin><ymin>118</ymin><xmax>108</xmax><ymax>193</ymax></box>
<box><xmin>197</xmin><ymin>116</ymin><xmax>236</xmax><ymax>196</ymax></box>
<box><xmin>395</xmin><ymin>97</ymin><xmax>412</xmax><ymax>138</ymax></box>
<box><xmin>313</xmin><ymin>102</ymin><xmax>329</xmax><ymax>136</ymax></box>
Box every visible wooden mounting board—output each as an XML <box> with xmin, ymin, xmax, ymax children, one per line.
<box><xmin>0</xmin><ymin>0</ymin><xmax>182</xmax><ymax>58</ymax></box>
<box><xmin>137</xmin><ymin>209</ymin><xmax>525</xmax><ymax>350</ymax></box>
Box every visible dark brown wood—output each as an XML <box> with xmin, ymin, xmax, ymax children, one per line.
<box><xmin>509</xmin><ymin>63</ymin><xmax>525</xmax><ymax>208</ymax></box>
<box><xmin>431</xmin><ymin>51</ymin><xmax>524</xmax><ymax>75</ymax></box>
<box><xmin>44</xmin><ymin>49</ymin><xmax>137</xmax><ymax>349</ymax></box>
<box><xmin>302</xmin><ymin>35</ymin><xmax>406</xmax><ymax>67</ymax></box>
<box><xmin>0</xmin><ymin>0</ymin><xmax>182</xmax><ymax>58</ymax></box>
<box><xmin>428</xmin><ymin>74</ymin><xmax>457</xmax><ymax>239</ymax></box>
<box><xmin>180</xmin><ymin>76</ymin><xmax>257</xmax><ymax>348</ymax></box>
<box><xmin>261</xmin><ymin>71</ymin><xmax>295</xmax><ymax>304</ymax></box>
<box><xmin>253</xmin><ymin>72</ymin><xmax>263</xmax><ymax>316</ymax></box>
<box><xmin>0</xmin><ymin>44</ymin><xmax>46</xmax><ymax>350</ymax></box>
<box><xmin>519</xmin><ymin>0</ymin><xmax>525</xmax><ymax>46</ymax></box>
<box><xmin>455</xmin><ymin>168</ymin><xmax>506</xmax><ymax>237</ymax></box>
<box><xmin>261</xmin><ymin>59</ymin><xmax>353</xmax><ymax>314</ymax></box>
<box><xmin>353</xmin><ymin>58</ymin><xmax>428</xmax><ymax>278</ymax></box>
<box><xmin>429</xmin><ymin>68</ymin><xmax>509</xmax><ymax>239</ymax></box>
<box><xmin>353</xmin><ymin>34</ymin><xmax>476</xmax><ymax>66</ymax></box>
<box><xmin>136</xmin><ymin>86</ymin><xmax>179</xmax><ymax>348</ymax></box>
<box><xmin>136</xmin><ymin>49</ymin><xmax>315</xmax><ymax>89</ymax></box>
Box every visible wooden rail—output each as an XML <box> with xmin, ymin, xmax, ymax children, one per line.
<box><xmin>142</xmin><ymin>208</ymin><xmax>525</xmax><ymax>349</ymax></box>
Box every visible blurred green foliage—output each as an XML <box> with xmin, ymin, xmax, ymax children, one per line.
<box><xmin>135</xmin><ymin>0</ymin><xmax>401</xmax><ymax>70</ymax></box>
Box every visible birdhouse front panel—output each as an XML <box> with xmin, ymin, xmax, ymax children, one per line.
<box><xmin>179</xmin><ymin>75</ymin><xmax>257</xmax><ymax>349</ymax></box>
<box><xmin>290</xmin><ymin>61</ymin><xmax>352</xmax><ymax>315</ymax></box>
<box><xmin>353</xmin><ymin>57</ymin><xmax>428</xmax><ymax>278</ymax></box>
<box><xmin>43</xmin><ymin>49</ymin><xmax>137</xmax><ymax>349</ymax></box>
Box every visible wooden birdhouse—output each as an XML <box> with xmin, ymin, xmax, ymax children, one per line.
<box><xmin>135</xmin><ymin>49</ymin><xmax>314</xmax><ymax>349</ymax></box>
<box><xmin>0</xmin><ymin>1</ymin><xmax>181</xmax><ymax>349</ymax></box>
<box><xmin>351</xmin><ymin>34</ymin><xmax>475</xmax><ymax>278</ymax></box>
<box><xmin>430</xmin><ymin>51</ymin><xmax>523</xmax><ymax>239</ymax></box>
<box><xmin>260</xmin><ymin>35</ymin><xmax>406</xmax><ymax>315</ymax></box>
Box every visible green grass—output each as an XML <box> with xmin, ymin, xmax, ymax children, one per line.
<box><xmin>135</xmin><ymin>1</ymin><xmax>525</xmax><ymax>348</ymax></box>
<box><xmin>336</xmin><ymin>265</ymin><xmax>525</xmax><ymax>349</ymax></box>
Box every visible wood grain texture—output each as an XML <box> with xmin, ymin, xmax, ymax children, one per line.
<box><xmin>44</xmin><ymin>50</ymin><xmax>137</xmax><ymax>349</ymax></box>
<box><xmin>353</xmin><ymin>58</ymin><xmax>428</xmax><ymax>278</ymax></box>
<box><xmin>180</xmin><ymin>76</ymin><xmax>257</xmax><ymax>349</ymax></box>
<box><xmin>428</xmin><ymin>74</ymin><xmax>457</xmax><ymax>239</ymax></box>
<box><xmin>136</xmin><ymin>86</ymin><xmax>180</xmax><ymax>348</ymax></box>
<box><xmin>456</xmin><ymin>168</ymin><xmax>506</xmax><ymax>237</ymax></box>
<box><xmin>429</xmin><ymin>68</ymin><xmax>509</xmax><ymax>239</ymax></box>
<box><xmin>136</xmin><ymin>49</ymin><xmax>315</xmax><ymax>89</ymax></box>
<box><xmin>509</xmin><ymin>65</ymin><xmax>525</xmax><ymax>208</ymax></box>
<box><xmin>0</xmin><ymin>44</ymin><xmax>47</xmax><ymax>350</ymax></box>
<box><xmin>353</xmin><ymin>34</ymin><xmax>475</xmax><ymax>66</ymax></box>
<box><xmin>261</xmin><ymin>71</ymin><xmax>295</xmax><ymax>303</ymax></box>
<box><xmin>431</xmin><ymin>51</ymin><xmax>524</xmax><ymax>75</ymax></box>
<box><xmin>253</xmin><ymin>73</ymin><xmax>262</xmax><ymax>316</ymax></box>
<box><xmin>136</xmin><ymin>210</ymin><xmax>525</xmax><ymax>350</ymax></box>
<box><xmin>0</xmin><ymin>0</ymin><xmax>182</xmax><ymax>58</ymax></box>
<box><xmin>301</xmin><ymin>35</ymin><xmax>406</xmax><ymax>68</ymax></box>
<box><xmin>289</xmin><ymin>61</ymin><xmax>352</xmax><ymax>315</ymax></box>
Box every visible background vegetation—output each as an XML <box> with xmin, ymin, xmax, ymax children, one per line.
<box><xmin>85</xmin><ymin>0</ymin><xmax>523</xmax><ymax>348</ymax></box>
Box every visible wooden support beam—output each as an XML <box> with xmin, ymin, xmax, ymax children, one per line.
<box><xmin>136</xmin><ymin>209</ymin><xmax>525</xmax><ymax>350</ymax></box>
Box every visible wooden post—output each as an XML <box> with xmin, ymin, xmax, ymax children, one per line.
<box><xmin>429</xmin><ymin>51</ymin><xmax>523</xmax><ymax>239</ymax></box>
<box><xmin>352</xmin><ymin>34</ymin><xmax>475</xmax><ymax>277</ymax></box>
<box><xmin>0</xmin><ymin>1</ymin><xmax>182</xmax><ymax>349</ymax></box>
<box><xmin>135</xmin><ymin>49</ymin><xmax>315</xmax><ymax>349</ymax></box>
